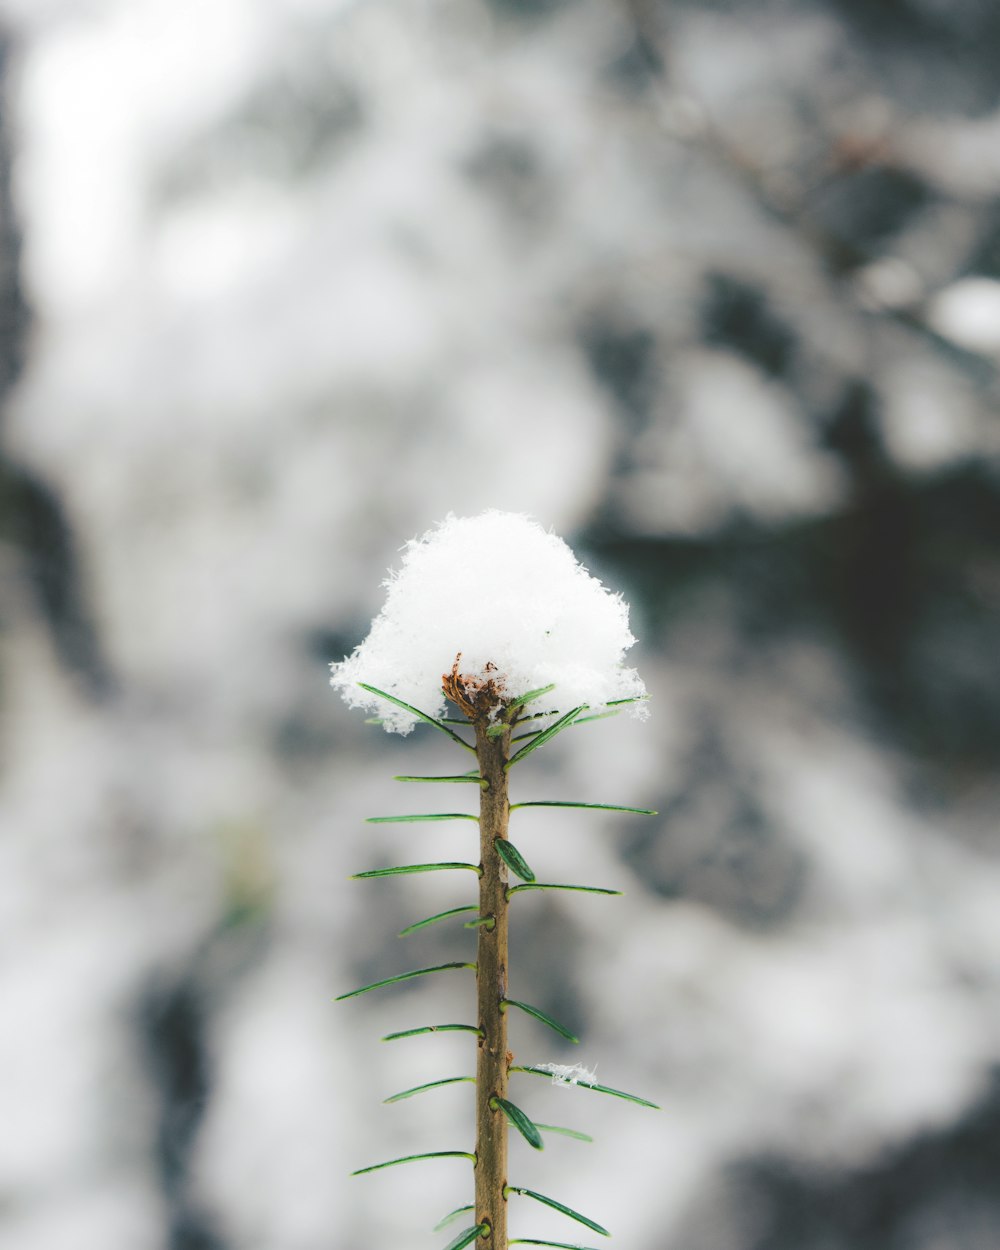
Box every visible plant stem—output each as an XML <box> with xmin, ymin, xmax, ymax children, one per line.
<box><xmin>474</xmin><ymin>720</ymin><xmax>511</xmax><ymax>1249</ymax></box>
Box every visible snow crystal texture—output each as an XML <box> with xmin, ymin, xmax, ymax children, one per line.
<box><xmin>330</xmin><ymin>512</ymin><xmax>647</xmax><ymax>733</ymax></box>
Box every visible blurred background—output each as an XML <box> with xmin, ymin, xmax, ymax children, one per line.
<box><xmin>1</xmin><ymin>0</ymin><xmax>999</xmax><ymax>1247</ymax></box>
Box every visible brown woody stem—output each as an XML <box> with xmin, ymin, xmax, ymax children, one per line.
<box><xmin>474</xmin><ymin>720</ymin><xmax>512</xmax><ymax>1248</ymax></box>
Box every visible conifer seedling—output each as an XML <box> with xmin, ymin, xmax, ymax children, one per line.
<box><xmin>331</xmin><ymin>512</ymin><xmax>659</xmax><ymax>1250</ymax></box>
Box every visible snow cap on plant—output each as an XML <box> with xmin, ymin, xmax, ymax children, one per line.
<box><xmin>330</xmin><ymin>510</ymin><xmax>647</xmax><ymax>734</ymax></box>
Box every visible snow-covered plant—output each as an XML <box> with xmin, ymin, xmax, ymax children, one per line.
<box><xmin>333</xmin><ymin>512</ymin><xmax>659</xmax><ymax>1250</ymax></box>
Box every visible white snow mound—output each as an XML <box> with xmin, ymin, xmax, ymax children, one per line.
<box><xmin>330</xmin><ymin>511</ymin><xmax>647</xmax><ymax>733</ymax></box>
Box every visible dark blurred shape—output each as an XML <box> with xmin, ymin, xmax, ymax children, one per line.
<box><xmin>808</xmin><ymin>165</ymin><xmax>931</xmax><ymax>269</ymax></box>
<box><xmin>136</xmin><ymin>896</ymin><xmax>269</xmax><ymax>1250</ymax></box>
<box><xmin>140</xmin><ymin>978</ymin><xmax>227</xmax><ymax>1250</ymax></box>
<box><xmin>585</xmin><ymin>398</ymin><xmax>1000</xmax><ymax>777</ymax></box>
<box><xmin>580</xmin><ymin>315</ymin><xmax>658</xmax><ymax>431</ymax></box>
<box><xmin>827</xmin><ymin>0</ymin><xmax>1000</xmax><ymax>114</ymax></box>
<box><xmin>483</xmin><ymin>0</ymin><xmax>570</xmax><ymax>18</ymax></box>
<box><xmin>816</xmin><ymin>381</ymin><xmax>912</xmax><ymax>679</ymax></box>
<box><xmin>273</xmin><ymin>627</ymin><xmax>370</xmax><ymax>765</ymax></box>
<box><xmin>965</xmin><ymin>207</ymin><xmax>1000</xmax><ymax>278</ymax></box>
<box><xmin>510</xmin><ymin>902</ymin><xmax>589</xmax><ymax>1044</ymax></box>
<box><xmin>624</xmin><ymin>746</ymin><xmax>807</xmax><ymax>930</ymax></box>
<box><xmin>821</xmin><ymin>380</ymin><xmax>886</xmax><ymax>482</ymax></box>
<box><xmin>307</xmin><ymin>624</ymin><xmax>367</xmax><ymax>668</ymax></box>
<box><xmin>271</xmin><ymin>704</ymin><xmax>342</xmax><ymax>767</ymax></box>
<box><xmin>462</xmin><ymin>133</ymin><xmax>549</xmax><ymax>224</ymax></box>
<box><xmin>817</xmin><ymin>384</ymin><xmax>1000</xmax><ymax>771</ymax></box>
<box><xmin>671</xmin><ymin>1071</ymin><xmax>1000</xmax><ymax>1250</ymax></box>
<box><xmin>604</xmin><ymin>26</ymin><xmax>663</xmax><ymax>96</ymax></box>
<box><xmin>0</xmin><ymin>31</ymin><xmax>111</xmax><ymax>699</ymax></box>
<box><xmin>702</xmin><ymin>274</ymin><xmax>796</xmax><ymax>377</ymax></box>
<box><xmin>0</xmin><ymin>37</ymin><xmax>27</xmax><ymax>406</ymax></box>
<box><xmin>0</xmin><ymin>462</ymin><xmax>114</xmax><ymax>695</ymax></box>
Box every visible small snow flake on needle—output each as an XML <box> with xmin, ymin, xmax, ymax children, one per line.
<box><xmin>536</xmin><ymin>1062</ymin><xmax>600</xmax><ymax>1088</ymax></box>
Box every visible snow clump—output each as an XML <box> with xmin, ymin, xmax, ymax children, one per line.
<box><xmin>535</xmin><ymin>1062</ymin><xmax>599</xmax><ymax>1087</ymax></box>
<box><xmin>330</xmin><ymin>511</ymin><xmax>647</xmax><ymax>734</ymax></box>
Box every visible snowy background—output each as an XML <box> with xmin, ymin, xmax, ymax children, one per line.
<box><xmin>1</xmin><ymin>1</ymin><xmax>999</xmax><ymax>1248</ymax></box>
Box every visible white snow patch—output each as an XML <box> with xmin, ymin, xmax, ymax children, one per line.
<box><xmin>535</xmin><ymin>1061</ymin><xmax>599</xmax><ymax>1087</ymax></box>
<box><xmin>330</xmin><ymin>511</ymin><xmax>647</xmax><ymax>732</ymax></box>
<box><xmin>926</xmin><ymin>276</ymin><xmax>1000</xmax><ymax>355</ymax></box>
